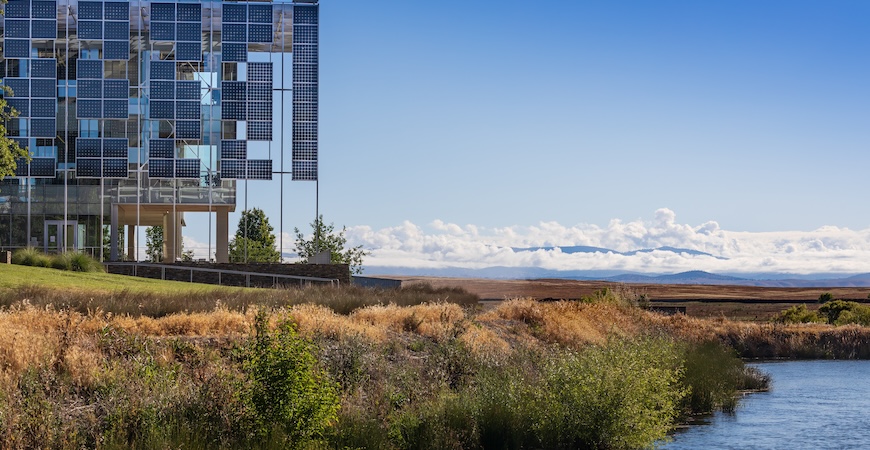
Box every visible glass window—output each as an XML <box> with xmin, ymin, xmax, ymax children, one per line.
<box><xmin>31</xmin><ymin>20</ymin><xmax>56</xmax><ymax>39</ymax></box>
<box><xmin>77</xmin><ymin>79</ymin><xmax>102</xmax><ymax>98</ymax></box>
<box><xmin>78</xmin><ymin>20</ymin><xmax>103</xmax><ymax>39</ymax></box>
<box><xmin>150</xmin><ymin>3</ymin><xmax>175</xmax><ymax>21</ymax></box>
<box><xmin>104</xmin><ymin>2</ymin><xmax>129</xmax><ymax>21</ymax></box>
<box><xmin>150</xmin><ymin>21</ymin><xmax>175</xmax><ymax>41</ymax></box>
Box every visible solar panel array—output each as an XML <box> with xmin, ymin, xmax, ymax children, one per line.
<box><xmin>74</xmin><ymin>138</ymin><xmax>130</xmax><ymax>178</ymax></box>
<box><xmin>291</xmin><ymin>4</ymin><xmax>318</xmax><ymax>180</ymax></box>
<box><xmin>147</xmin><ymin>138</ymin><xmax>201</xmax><ymax>179</ymax></box>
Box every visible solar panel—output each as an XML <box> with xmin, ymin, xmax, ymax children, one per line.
<box><xmin>150</xmin><ymin>60</ymin><xmax>175</xmax><ymax>80</ymax></box>
<box><xmin>30</xmin><ymin>118</ymin><xmax>55</xmax><ymax>137</ymax></box>
<box><xmin>32</xmin><ymin>1</ymin><xmax>56</xmax><ymax>19</ymax></box>
<box><xmin>103</xmin><ymin>100</ymin><xmax>129</xmax><ymax>119</ymax></box>
<box><xmin>221</xmin><ymin>43</ymin><xmax>247</xmax><ymax>62</ymax></box>
<box><xmin>150</xmin><ymin>2</ymin><xmax>175</xmax><ymax>21</ymax></box>
<box><xmin>221</xmin><ymin>81</ymin><xmax>246</xmax><ymax>101</ymax></box>
<box><xmin>175</xmin><ymin>120</ymin><xmax>200</xmax><ymax>139</ymax></box>
<box><xmin>248</xmin><ymin>24</ymin><xmax>272</xmax><ymax>43</ymax></box>
<box><xmin>220</xmin><ymin>159</ymin><xmax>245</xmax><ymax>179</ymax></box>
<box><xmin>76</xmin><ymin>158</ymin><xmax>102</xmax><ymax>177</ymax></box>
<box><xmin>149</xmin><ymin>100</ymin><xmax>174</xmax><ymax>119</ymax></box>
<box><xmin>31</xmin><ymin>58</ymin><xmax>56</xmax><ymax>78</ymax></box>
<box><xmin>5</xmin><ymin>40</ymin><xmax>31</xmax><ymax>58</ymax></box>
<box><xmin>104</xmin><ymin>2</ymin><xmax>129</xmax><ymax>20</ymax></box>
<box><xmin>104</xmin><ymin>80</ymin><xmax>128</xmax><ymax>98</ymax></box>
<box><xmin>176</xmin><ymin>101</ymin><xmax>200</xmax><ymax>120</ymax></box>
<box><xmin>148</xmin><ymin>139</ymin><xmax>175</xmax><ymax>159</ymax></box>
<box><xmin>78</xmin><ymin>20</ymin><xmax>103</xmax><ymax>39</ymax></box>
<box><xmin>248</xmin><ymin>63</ymin><xmax>272</xmax><ymax>82</ymax></box>
<box><xmin>292</xmin><ymin>160</ymin><xmax>317</xmax><ymax>181</ymax></box>
<box><xmin>13</xmin><ymin>159</ymin><xmax>29</xmax><ymax>177</ymax></box>
<box><xmin>222</xmin><ymin>23</ymin><xmax>246</xmax><ymax>42</ymax></box>
<box><xmin>6</xmin><ymin>19</ymin><xmax>30</xmax><ymax>38</ymax></box>
<box><xmin>176</xmin><ymin>81</ymin><xmax>200</xmax><ymax>100</ymax></box>
<box><xmin>221</xmin><ymin>101</ymin><xmax>245</xmax><ymax>120</ymax></box>
<box><xmin>76</xmin><ymin>138</ymin><xmax>101</xmax><ymax>157</ymax></box>
<box><xmin>30</xmin><ymin>98</ymin><xmax>55</xmax><ymax>117</ymax></box>
<box><xmin>150</xmin><ymin>22</ymin><xmax>175</xmax><ymax>41</ymax></box>
<box><xmin>177</xmin><ymin>23</ymin><xmax>201</xmax><ymax>42</ymax></box>
<box><xmin>31</xmin><ymin>20</ymin><xmax>57</xmax><ymax>38</ymax></box>
<box><xmin>102</xmin><ymin>158</ymin><xmax>128</xmax><ymax>178</ymax></box>
<box><xmin>77</xmin><ymin>60</ymin><xmax>103</xmax><ymax>79</ymax></box>
<box><xmin>104</xmin><ymin>40</ymin><xmax>130</xmax><ymax>60</ymax></box>
<box><xmin>247</xmin><ymin>102</ymin><xmax>271</xmax><ymax>121</ymax></box>
<box><xmin>7</xmin><ymin>98</ymin><xmax>29</xmax><ymax>117</ymax></box>
<box><xmin>150</xmin><ymin>80</ymin><xmax>174</xmax><ymax>99</ymax></box>
<box><xmin>29</xmin><ymin>157</ymin><xmax>56</xmax><ymax>177</ymax></box>
<box><xmin>148</xmin><ymin>158</ymin><xmax>173</xmax><ymax>178</ymax></box>
<box><xmin>248</xmin><ymin>4</ymin><xmax>272</xmax><ymax>23</ymax></box>
<box><xmin>5</xmin><ymin>79</ymin><xmax>29</xmax><ymax>97</ymax></box>
<box><xmin>175</xmin><ymin>42</ymin><xmax>201</xmax><ymax>62</ymax></box>
<box><xmin>222</xmin><ymin>4</ymin><xmax>246</xmax><ymax>23</ymax></box>
<box><xmin>246</xmin><ymin>159</ymin><xmax>272</xmax><ymax>180</ymax></box>
<box><xmin>293</xmin><ymin>5</ymin><xmax>318</xmax><ymax>25</ymax></box>
<box><xmin>78</xmin><ymin>1</ymin><xmax>102</xmax><ymax>19</ymax></box>
<box><xmin>177</xmin><ymin>3</ymin><xmax>200</xmax><ymax>21</ymax></box>
<box><xmin>220</xmin><ymin>140</ymin><xmax>246</xmax><ymax>160</ymax></box>
<box><xmin>5</xmin><ymin>0</ymin><xmax>30</xmax><ymax>18</ymax></box>
<box><xmin>247</xmin><ymin>121</ymin><xmax>272</xmax><ymax>141</ymax></box>
<box><xmin>247</xmin><ymin>82</ymin><xmax>270</xmax><ymax>101</ymax></box>
<box><xmin>174</xmin><ymin>158</ymin><xmax>200</xmax><ymax>178</ymax></box>
<box><xmin>77</xmin><ymin>79</ymin><xmax>102</xmax><ymax>98</ymax></box>
<box><xmin>103</xmin><ymin>138</ymin><xmax>128</xmax><ymax>158</ymax></box>
<box><xmin>30</xmin><ymin>79</ymin><xmax>56</xmax><ymax>97</ymax></box>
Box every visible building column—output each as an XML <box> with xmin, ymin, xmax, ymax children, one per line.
<box><xmin>110</xmin><ymin>205</ymin><xmax>119</xmax><ymax>261</ymax></box>
<box><xmin>126</xmin><ymin>224</ymin><xmax>135</xmax><ymax>261</ymax></box>
<box><xmin>163</xmin><ymin>211</ymin><xmax>176</xmax><ymax>263</ymax></box>
<box><xmin>216</xmin><ymin>208</ymin><xmax>229</xmax><ymax>263</ymax></box>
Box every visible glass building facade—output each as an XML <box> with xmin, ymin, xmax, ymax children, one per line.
<box><xmin>0</xmin><ymin>0</ymin><xmax>318</xmax><ymax>262</ymax></box>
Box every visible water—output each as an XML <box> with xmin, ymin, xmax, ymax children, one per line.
<box><xmin>662</xmin><ymin>360</ymin><xmax>870</xmax><ymax>450</ymax></box>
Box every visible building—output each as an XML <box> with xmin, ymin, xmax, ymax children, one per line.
<box><xmin>0</xmin><ymin>0</ymin><xmax>318</xmax><ymax>262</ymax></box>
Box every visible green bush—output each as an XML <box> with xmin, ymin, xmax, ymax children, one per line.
<box><xmin>242</xmin><ymin>311</ymin><xmax>340</xmax><ymax>446</ymax></box>
<box><xmin>818</xmin><ymin>300</ymin><xmax>870</xmax><ymax>326</ymax></box>
<box><xmin>11</xmin><ymin>247</ymin><xmax>52</xmax><ymax>267</ymax></box>
<box><xmin>680</xmin><ymin>341</ymin><xmax>764</xmax><ymax>413</ymax></box>
<box><xmin>773</xmin><ymin>304</ymin><xmax>823</xmax><ymax>324</ymax></box>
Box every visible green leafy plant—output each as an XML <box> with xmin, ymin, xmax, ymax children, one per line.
<box><xmin>230</xmin><ymin>209</ymin><xmax>281</xmax><ymax>263</ymax></box>
<box><xmin>293</xmin><ymin>215</ymin><xmax>368</xmax><ymax>274</ymax></box>
<box><xmin>11</xmin><ymin>247</ymin><xmax>52</xmax><ymax>267</ymax></box>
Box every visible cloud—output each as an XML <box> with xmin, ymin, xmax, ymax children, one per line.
<box><xmin>335</xmin><ymin>209</ymin><xmax>870</xmax><ymax>274</ymax></box>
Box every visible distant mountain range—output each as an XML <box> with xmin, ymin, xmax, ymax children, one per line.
<box><xmin>511</xmin><ymin>245</ymin><xmax>728</xmax><ymax>260</ymax></box>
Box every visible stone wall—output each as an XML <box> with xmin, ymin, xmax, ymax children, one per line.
<box><xmin>106</xmin><ymin>262</ymin><xmax>350</xmax><ymax>288</ymax></box>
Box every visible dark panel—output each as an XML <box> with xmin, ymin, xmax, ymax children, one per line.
<box><xmin>174</xmin><ymin>158</ymin><xmax>200</xmax><ymax>178</ymax></box>
<box><xmin>292</xmin><ymin>25</ymin><xmax>317</xmax><ymax>45</ymax></box>
<box><xmin>4</xmin><ymin>40</ymin><xmax>31</xmax><ymax>58</ymax></box>
<box><xmin>248</xmin><ymin>24</ymin><xmax>272</xmax><ymax>43</ymax></box>
<box><xmin>6</xmin><ymin>98</ymin><xmax>29</xmax><ymax>117</ymax></box>
<box><xmin>292</xmin><ymin>44</ymin><xmax>318</xmax><ymax>64</ymax></box>
<box><xmin>76</xmin><ymin>158</ymin><xmax>102</xmax><ymax>177</ymax></box>
<box><xmin>219</xmin><ymin>140</ymin><xmax>246</xmax><ymax>160</ymax></box>
<box><xmin>222</xmin><ymin>23</ymin><xmax>246</xmax><ymax>42</ymax></box>
<box><xmin>30</xmin><ymin>118</ymin><xmax>55</xmax><ymax>137</ymax></box>
<box><xmin>30</xmin><ymin>98</ymin><xmax>55</xmax><ymax>117</ymax></box>
<box><xmin>176</xmin><ymin>23</ymin><xmax>201</xmax><ymax>42</ymax></box>
<box><xmin>148</xmin><ymin>158</ymin><xmax>173</xmax><ymax>178</ymax></box>
<box><xmin>5</xmin><ymin>0</ymin><xmax>30</xmax><ymax>18</ymax></box>
<box><xmin>31</xmin><ymin>78</ymin><xmax>56</xmax><ymax>97</ymax></box>
<box><xmin>248</xmin><ymin>4</ymin><xmax>272</xmax><ymax>23</ymax></box>
<box><xmin>176</xmin><ymin>81</ymin><xmax>200</xmax><ymax>99</ymax></box>
<box><xmin>292</xmin><ymin>141</ymin><xmax>317</xmax><ymax>160</ymax></box>
<box><xmin>221</xmin><ymin>81</ymin><xmax>246</xmax><ymax>101</ymax></box>
<box><xmin>102</xmin><ymin>158</ymin><xmax>128</xmax><ymax>178</ymax></box>
<box><xmin>102</xmin><ymin>138</ymin><xmax>128</xmax><ymax>158</ymax></box>
<box><xmin>5</xmin><ymin>20</ymin><xmax>30</xmax><ymax>38</ymax></box>
<box><xmin>76</xmin><ymin>138</ymin><xmax>101</xmax><ymax>157</ymax></box>
<box><xmin>247</xmin><ymin>121</ymin><xmax>271</xmax><ymax>141</ymax></box>
<box><xmin>77</xmin><ymin>79</ymin><xmax>102</xmax><ymax>98</ymax></box>
<box><xmin>103</xmin><ymin>99</ymin><xmax>128</xmax><ymax>118</ymax></box>
<box><xmin>149</xmin><ymin>139</ymin><xmax>174</xmax><ymax>159</ymax></box>
<box><xmin>104</xmin><ymin>21</ymin><xmax>129</xmax><ymax>40</ymax></box>
<box><xmin>149</xmin><ymin>100</ymin><xmax>174</xmax><ymax>119</ymax></box>
<box><xmin>5</xmin><ymin>79</ymin><xmax>29</xmax><ymax>98</ymax></box>
<box><xmin>175</xmin><ymin>120</ymin><xmax>200</xmax><ymax>139</ymax></box>
<box><xmin>149</xmin><ymin>60</ymin><xmax>175</xmax><ymax>80</ymax></box>
<box><xmin>76</xmin><ymin>99</ymin><xmax>101</xmax><ymax>118</ymax></box>
<box><xmin>175</xmin><ymin>42</ymin><xmax>201</xmax><ymax>62</ymax></box>
<box><xmin>222</xmin><ymin>3</ymin><xmax>246</xmax><ymax>23</ymax></box>
<box><xmin>247</xmin><ymin>101</ymin><xmax>271</xmax><ymax>121</ymax></box>
<box><xmin>293</xmin><ymin>63</ymin><xmax>318</xmax><ymax>83</ymax></box>
<box><xmin>13</xmin><ymin>158</ymin><xmax>29</xmax><ymax>177</ymax></box>
<box><xmin>291</xmin><ymin>160</ymin><xmax>317</xmax><ymax>181</ymax></box>
<box><xmin>104</xmin><ymin>40</ymin><xmax>130</xmax><ymax>60</ymax></box>
<box><xmin>150</xmin><ymin>80</ymin><xmax>174</xmax><ymax>99</ymax></box>
<box><xmin>247</xmin><ymin>159</ymin><xmax>272</xmax><ymax>180</ymax></box>
<box><xmin>220</xmin><ymin>159</ymin><xmax>245</xmax><ymax>179</ymax></box>
<box><xmin>29</xmin><ymin>157</ymin><xmax>56</xmax><ymax>177</ymax></box>
<box><xmin>78</xmin><ymin>20</ymin><xmax>103</xmax><ymax>39</ymax></box>
<box><xmin>31</xmin><ymin>20</ymin><xmax>57</xmax><ymax>38</ymax></box>
<box><xmin>104</xmin><ymin>2</ymin><xmax>128</xmax><ymax>20</ymax></box>
<box><xmin>220</xmin><ymin>101</ymin><xmax>245</xmax><ymax>120</ymax></box>
<box><xmin>247</xmin><ymin>82</ymin><xmax>270</xmax><ymax>101</ymax></box>
<box><xmin>77</xmin><ymin>1</ymin><xmax>102</xmax><ymax>19</ymax></box>
<box><xmin>292</xmin><ymin>122</ymin><xmax>317</xmax><ymax>141</ymax></box>
<box><xmin>293</xmin><ymin>4</ymin><xmax>318</xmax><ymax>25</ymax></box>
<box><xmin>176</xmin><ymin>101</ymin><xmax>200</xmax><ymax>120</ymax></box>
<box><xmin>77</xmin><ymin>59</ymin><xmax>103</xmax><ymax>79</ymax></box>
<box><xmin>103</xmin><ymin>79</ymin><xmax>128</xmax><ymax>98</ymax></box>
<box><xmin>31</xmin><ymin>58</ymin><xmax>56</xmax><ymax>77</ymax></box>
<box><xmin>150</xmin><ymin>21</ymin><xmax>175</xmax><ymax>41</ymax></box>
<box><xmin>221</xmin><ymin>43</ymin><xmax>247</xmax><ymax>62</ymax></box>
<box><xmin>248</xmin><ymin>62</ymin><xmax>272</xmax><ymax>82</ymax></box>
<box><xmin>12</xmin><ymin>137</ymin><xmax>30</xmax><ymax>151</ymax></box>
<box><xmin>150</xmin><ymin>2</ymin><xmax>175</xmax><ymax>21</ymax></box>
<box><xmin>177</xmin><ymin>3</ymin><xmax>200</xmax><ymax>21</ymax></box>
<box><xmin>31</xmin><ymin>0</ymin><xmax>55</xmax><ymax>18</ymax></box>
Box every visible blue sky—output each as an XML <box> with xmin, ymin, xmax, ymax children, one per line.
<box><xmin>183</xmin><ymin>1</ymin><xmax>870</xmax><ymax>273</ymax></box>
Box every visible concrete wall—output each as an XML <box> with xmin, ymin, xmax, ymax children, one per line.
<box><xmin>107</xmin><ymin>262</ymin><xmax>351</xmax><ymax>288</ymax></box>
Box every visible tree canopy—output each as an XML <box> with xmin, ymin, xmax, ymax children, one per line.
<box><xmin>0</xmin><ymin>91</ymin><xmax>30</xmax><ymax>180</ymax></box>
<box><xmin>293</xmin><ymin>215</ymin><xmax>367</xmax><ymax>274</ymax></box>
<box><xmin>230</xmin><ymin>208</ymin><xmax>281</xmax><ymax>263</ymax></box>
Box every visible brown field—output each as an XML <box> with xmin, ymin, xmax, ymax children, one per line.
<box><xmin>392</xmin><ymin>276</ymin><xmax>870</xmax><ymax>322</ymax></box>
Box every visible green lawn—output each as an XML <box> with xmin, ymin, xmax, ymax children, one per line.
<box><xmin>0</xmin><ymin>263</ymin><xmax>244</xmax><ymax>294</ymax></box>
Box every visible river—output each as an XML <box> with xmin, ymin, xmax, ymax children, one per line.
<box><xmin>662</xmin><ymin>360</ymin><xmax>870</xmax><ymax>449</ymax></box>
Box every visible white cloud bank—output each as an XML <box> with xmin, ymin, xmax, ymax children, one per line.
<box><xmin>338</xmin><ymin>209</ymin><xmax>870</xmax><ymax>275</ymax></box>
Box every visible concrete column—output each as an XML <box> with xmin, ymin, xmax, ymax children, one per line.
<box><xmin>110</xmin><ymin>204</ymin><xmax>119</xmax><ymax>261</ymax></box>
<box><xmin>176</xmin><ymin>212</ymin><xmax>183</xmax><ymax>260</ymax></box>
<box><xmin>216</xmin><ymin>208</ymin><xmax>229</xmax><ymax>263</ymax></box>
<box><xmin>163</xmin><ymin>211</ymin><xmax>176</xmax><ymax>263</ymax></box>
<box><xmin>126</xmin><ymin>225</ymin><xmax>135</xmax><ymax>261</ymax></box>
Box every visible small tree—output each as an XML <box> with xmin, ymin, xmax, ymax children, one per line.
<box><xmin>145</xmin><ymin>226</ymin><xmax>163</xmax><ymax>262</ymax></box>
<box><xmin>229</xmin><ymin>208</ymin><xmax>280</xmax><ymax>263</ymax></box>
<box><xmin>293</xmin><ymin>215</ymin><xmax>367</xmax><ymax>274</ymax></box>
<box><xmin>0</xmin><ymin>87</ymin><xmax>30</xmax><ymax>180</ymax></box>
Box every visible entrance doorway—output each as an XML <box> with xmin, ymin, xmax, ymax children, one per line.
<box><xmin>44</xmin><ymin>220</ymin><xmax>79</xmax><ymax>253</ymax></box>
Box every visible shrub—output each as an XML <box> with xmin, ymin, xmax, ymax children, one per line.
<box><xmin>242</xmin><ymin>311</ymin><xmax>340</xmax><ymax>446</ymax></box>
<box><xmin>818</xmin><ymin>300</ymin><xmax>870</xmax><ymax>326</ymax></box>
<box><xmin>11</xmin><ymin>247</ymin><xmax>52</xmax><ymax>267</ymax></box>
<box><xmin>681</xmin><ymin>341</ymin><xmax>750</xmax><ymax>413</ymax></box>
<box><xmin>773</xmin><ymin>304</ymin><xmax>822</xmax><ymax>324</ymax></box>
